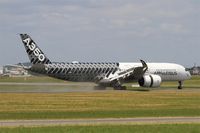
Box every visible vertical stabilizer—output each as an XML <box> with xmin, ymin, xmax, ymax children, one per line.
<box><xmin>20</xmin><ymin>34</ymin><xmax>51</xmax><ymax>64</ymax></box>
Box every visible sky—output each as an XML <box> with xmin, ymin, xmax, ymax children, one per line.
<box><xmin>0</xmin><ymin>0</ymin><xmax>199</xmax><ymax>67</ymax></box>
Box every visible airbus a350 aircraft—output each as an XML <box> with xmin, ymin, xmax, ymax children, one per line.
<box><xmin>19</xmin><ymin>34</ymin><xmax>191</xmax><ymax>90</ymax></box>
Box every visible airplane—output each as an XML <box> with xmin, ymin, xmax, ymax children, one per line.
<box><xmin>19</xmin><ymin>34</ymin><xmax>191</xmax><ymax>90</ymax></box>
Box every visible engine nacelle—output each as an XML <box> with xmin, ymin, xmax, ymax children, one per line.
<box><xmin>138</xmin><ymin>74</ymin><xmax>162</xmax><ymax>87</ymax></box>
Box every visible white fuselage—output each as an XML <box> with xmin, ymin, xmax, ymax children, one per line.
<box><xmin>107</xmin><ymin>63</ymin><xmax>191</xmax><ymax>82</ymax></box>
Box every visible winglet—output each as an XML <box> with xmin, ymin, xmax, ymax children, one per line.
<box><xmin>140</xmin><ymin>60</ymin><xmax>148</xmax><ymax>72</ymax></box>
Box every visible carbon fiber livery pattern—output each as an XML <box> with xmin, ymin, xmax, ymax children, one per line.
<box><xmin>30</xmin><ymin>62</ymin><xmax>119</xmax><ymax>82</ymax></box>
<box><xmin>19</xmin><ymin>34</ymin><xmax>150</xmax><ymax>89</ymax></box>
<box><xmin>20</xmin><ymin>34</ymin><xmax>51</xmax><ymax>64</ymax></box>
<box><xmin>19</xmin><ymin>34</ymin><xmax>191</xmax><ymax>89</ymax></box>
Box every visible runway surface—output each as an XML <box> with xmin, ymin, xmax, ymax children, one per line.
<box><xmin>0</xmin><ymin>82</ymin><xmax>98</xmax><ymax>93</ymax></box>
<box><xmin>0</xmin><ymin>82</ymin><xmax>200</xmax><ymax>93</ymax></box>
<box><xmin>0</xmin><ymin>82</ymin><xmax>95</xmax><ymax>86</ymax></box>
<box><xmin>0</xmin><ymin>117</ymin><xmax>200</xmax><ymax>127</ymax></box>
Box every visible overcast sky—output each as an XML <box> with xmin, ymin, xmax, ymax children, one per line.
<box><xmin>0</xmin><ymin>0</ymin><xmax>199</xmax><ymax>67</ymax></box>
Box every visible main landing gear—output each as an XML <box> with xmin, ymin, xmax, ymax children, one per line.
<box><xmin>178</xmin><ymin>81</ymin><xmax>183</xmax><ymax>89</ymax></box>
<box><xmin>113</xmin><ymin>83</ymin><xmax>127</xmax><ymax>90</ymax></box>
<box><xmin>112</xmin><ymin>80</ymin><xmax>127</xmax><ymax>90</ymax></box>
<box><xmin>113</xmin><ymin>85</ymin><xmax>127</xmax><ymax>90</ymax></box>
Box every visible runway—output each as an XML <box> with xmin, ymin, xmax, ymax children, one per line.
<box><xmin>0</xmin><ymin>117</ymin><xmax>200</xmax><ymax>127</ymax></box>
<box><xmin>0</xmin><ymin>82</ymin><xmax>200</xmax><ymax>93</ymax></box>
<box><xmin>0</xmin><ymin>82</ymin><xmax>95</xmax><ymax>86</ymax></box>
<box><xmin>0</xmin><ymin>82</ymin><xmax>98</xmax><ymax>93</ymax></box>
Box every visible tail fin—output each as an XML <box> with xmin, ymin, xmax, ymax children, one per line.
<box><xmin>20</xmin><ymin>34</ymin><xmax>51</xmax><ymax>64</ymax></box>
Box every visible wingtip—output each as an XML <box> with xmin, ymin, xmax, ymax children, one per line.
<box><xmin>140</xmin><ymin>59</ymin><xmax>145</xmax><ymax>63</ymax></box>
<box><xmin>140</xmin><ymin>59</ymin><xmax>148</xmax><ymax>68</ymax></box>
<box><xmin>18</xmin><ymin>33</ymin><xmax>28</xmax><ymax>36</ymax></box>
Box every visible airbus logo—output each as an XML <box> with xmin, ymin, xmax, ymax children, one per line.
<box><xmin>23</xmin><ymin>38</ymin><xmax>45</xmax><ymax>62</ymax></box>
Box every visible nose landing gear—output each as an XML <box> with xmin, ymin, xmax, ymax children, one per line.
<box><xmin>178</xmin><ymin>81</ymin><xmax>183</xmax><ymax>89</ymax></box>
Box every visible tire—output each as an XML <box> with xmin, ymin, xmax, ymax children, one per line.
<box><xmin>178</xmin><ymin>86</ymin><xmax>182</xmax><ymax>89</ymax></box>
<box><xmin>114</xmin><ymin>86</ymin><xmax>127</xmax><ymax>90</ymax></box>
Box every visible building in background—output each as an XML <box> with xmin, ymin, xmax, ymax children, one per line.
<box><xmin>186</xmin><ymin>64</ymin><xmax>200</xmax><ymax>75</ymax></box>
<box><xmin>0</xmin><ymin>67</ymin><xmax>3</xmax><ymax>75</ymax></box>
<box><xmin>190</xmin><ymin>66</ymin><xmax>200</xmax><ymax>75</ymax></box>
<box><xmin>2</xmin><ymin>64</ymin><xmax>30</xmax><ymax>77</ymax></box>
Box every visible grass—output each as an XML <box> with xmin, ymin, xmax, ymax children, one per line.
<box><xmin>0</xmin><ymin>76</ymin><xmax>199</xmax><ymax>120</ymax></box>
<box><xmin>162</xmin><ymin>75</ymin><xmax>200</xmax><ymax>88</ymax></box>
<box><xmin>0</xmin><ymin>91</ymin><xmax>199</xmax><ymax>120</ymax></box>
<box><xmin>0</xmin><ymin>124</ymin><xmax>200</xmax><ymax>133</ymax></box>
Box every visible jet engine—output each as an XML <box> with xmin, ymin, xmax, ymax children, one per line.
<box><xmin>138</xmin><ymin>74</ymin><xmax>162</xmax><ymax>87</ymax></box>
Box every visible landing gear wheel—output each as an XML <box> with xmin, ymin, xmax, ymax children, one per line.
<box><xmin>112</xmin><ymin>80</ymin><xmax>127</xmax><ymax>90</ymax></box>
<box><xmin>114</xmin><ymin>86</ymin><xmax>127</xmax><ymax>90</ymax></box>
<box><xmin>178</xmin><ymin>86</ymin><xmax>182</xmax><ymax>89</ymax></box>
<box><xmin>178</xmin><ymin>81</ymin><xmax>183</xmax><ymax>90</ymax></box>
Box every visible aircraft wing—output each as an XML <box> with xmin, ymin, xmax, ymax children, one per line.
<box><xmin>109</xmin><ymin>60</ymin><xmax>148</xmax><ymax>82</ymax></box>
